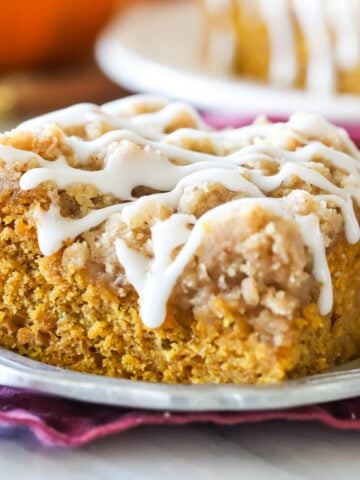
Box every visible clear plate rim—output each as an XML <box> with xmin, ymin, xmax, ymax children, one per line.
<box><xmin>1</xmin><ymin>347</ymin><xmax>360</xmax><ymax>411</ymax></box>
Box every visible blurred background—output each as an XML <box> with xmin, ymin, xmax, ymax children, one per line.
<box><xmin>3</xmin><ymin>0</ymin><xmax>360</xmax><ymax>131</ymax></box>
<box><xmin>0</xmin><ymin>0</ymin><xmax>136</xmax><ymax>129</ymax></box>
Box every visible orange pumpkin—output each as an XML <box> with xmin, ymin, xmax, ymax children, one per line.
<box><xmin>0</xmin><ymin>0</ymin><xmax>118</xmax><ymax>69</ymax></box>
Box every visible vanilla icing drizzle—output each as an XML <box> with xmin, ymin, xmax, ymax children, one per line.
<box><xmin>4</xmin><ymin>95</ymin><xmax>360</xmax><ymax>327</ymax></box>
<box><xmin>205</xmin><ymin>0</ymin><xmax>360</xmax><ymax>92</ymax></box>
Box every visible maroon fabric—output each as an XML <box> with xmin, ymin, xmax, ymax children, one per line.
<box><xmin>1</xmin><ymin>386</ymin><xmax>360</xmax><ymax>447</ymax></box>
<box><xmin>1</xmin><ymin>117</ymin><xmax>360</xmax><ymax>447</ymax></box>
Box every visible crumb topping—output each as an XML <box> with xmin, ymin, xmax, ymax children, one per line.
<box><xmin>0</xmin><ymin>95</ymin><xmax>359</xmax><ymax>330</ymax></box>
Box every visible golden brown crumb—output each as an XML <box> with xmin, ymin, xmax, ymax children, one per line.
<box><xmin>0</xmin><ymin>103</ymin><xmax>359</xmax><ymax>385</ymax></box>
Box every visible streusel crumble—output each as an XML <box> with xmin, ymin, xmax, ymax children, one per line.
<box><xmin>0</xmin><ymin>94</ymin><xmax>359</xmax><ymax>383</ymax></box>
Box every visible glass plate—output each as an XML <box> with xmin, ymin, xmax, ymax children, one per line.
<box><xmin>1</xmin><ymin>347</ymin><xmax>360</xmax><ymax>411</ymax></box>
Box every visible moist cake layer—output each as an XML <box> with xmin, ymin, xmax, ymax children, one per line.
<box><xmin>0</xmin><ymin>95</ymin><xmax>359</xmax><ymax>383</ymax></box>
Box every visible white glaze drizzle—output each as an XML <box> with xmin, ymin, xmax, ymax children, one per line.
<box><xmin>119</xmin><ymin>167</ymin><xmax>265</xmax><ymax>224</ymax></box>
<box><xmin>258</xmin><ymin>0</ymin><xmax>297</xmax><ymax>87</ymax></box>
<box><xmin>102</xmin><ymin>94</ymin><xmax>169</xmax><ymax>116</ymax></box>
<box><xmin>295</xmin><ymin>213</ymin><xmax>332</xmax><ymax>315</ymax></box>
<box><xmin>20</xmin><ymin>139</ymin><xmax>360</xmax><ymax>209</ymax></box>
<box><xmin>4</xmin><ymin>97</ymin><xmax>360</xmax><ymax>327</ymax></box>
<box><xmin>292</xmin><ymin>0</ymin><xmax>335</xmax><ymax>93</ymax></box>
<box><xmin>120</xmin><ymin>199</ymin><xmax>296</xmax><ymax>328</ymax></box>
<box><xmin>202</xmin><ymin>0</ymin><xmax>236</xmax><ymax>73</ymax></box>
<box><xmin>35</xmin><ymin>203</ymin><xmax>126</xmax><ymax>256</ymax></box>
<box><xmin>244</xmin><ymin>0</ymin><xmax>360</xmax><ymax>91</ymax></box>
<box><xmin>117</xmin><ymin>213</ymin><xmax>197</xmax><ymax>328</ymax></box>
<box><xmin>325</xmin><ymin>0</ymin><xmax>360</xmax><ymax>71</ymax></box>
<box><xmin>34</xmin><ymin>166</ymin><xmax>265</xmax><ymax>259</ymax></box>
<box><xmin>316</xmin><ymin>194</ymin><xmax>360</xmax><ymax>244</ymax></box>
<box><xmin>17</xmin><ymin>98</ymin><xmax>208</xmax><ymax>141</ymax></box>
<box><xmin>0</xmin><ymin>144</ymin><xmax>44</xmax><ymax>165</ymax></box>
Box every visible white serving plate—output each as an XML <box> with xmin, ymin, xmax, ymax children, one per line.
<box><xmin>96</xmin><ymin>0</ymin><xmax>360</xmax><ymax>122</ymax></box>
<box><xmin>2</xmin><ymin>347</ymin><xmax>360</xmax><ymax>410</ymax></box>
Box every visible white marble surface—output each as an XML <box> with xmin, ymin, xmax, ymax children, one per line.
<box><xmin>0</xmin><ymin>421</ymin><xmax>359</xmax><ymax>479</ymax></box>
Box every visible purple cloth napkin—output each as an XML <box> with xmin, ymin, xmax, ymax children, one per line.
<box><xmin>2</xmin><ymin>116</ymin><xmax>360</xmax><ymax>447</ymax></box>
<box><xmin>2</xmin><ymin>387</ymin><xmax>360</xmax><ymax>447</ymax></box>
